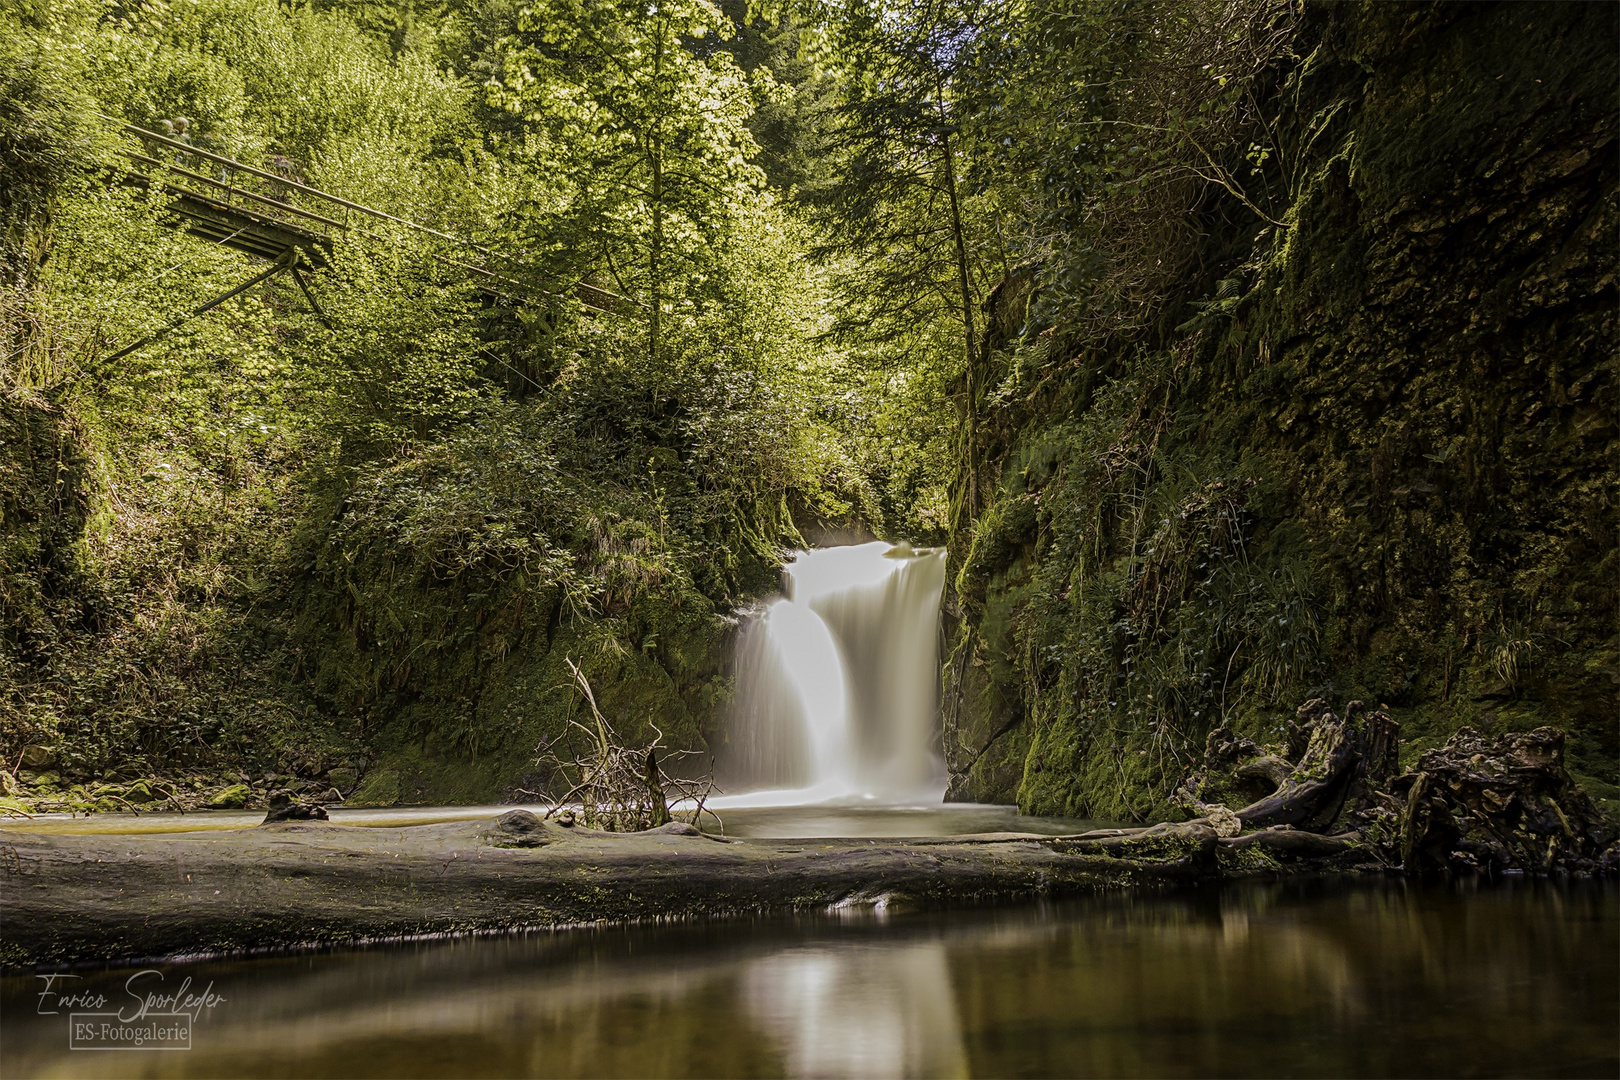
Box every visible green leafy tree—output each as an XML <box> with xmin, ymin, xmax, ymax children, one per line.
<box><xmin>771</xmin><ymin>0</ymin><xmax>1001</xmax><ymax>534</ymax></box>
<box><xmin>494</xmin><ymin>0</ymin><xmax>766</xmax><ymax>362</ymax></box>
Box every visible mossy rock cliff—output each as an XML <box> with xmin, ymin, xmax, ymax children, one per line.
<box><xmin>944</xmin><ymin>2</ymin><xmax>1617</xmax><ymax>820</ymax></box>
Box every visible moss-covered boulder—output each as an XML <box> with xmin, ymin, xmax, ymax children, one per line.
<box><xmin>203</xmin><ymin>783</ymin><xmax>251</xmax><ymax>810</ymax></box>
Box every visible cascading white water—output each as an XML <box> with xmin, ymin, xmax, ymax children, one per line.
<box><xmin>721</xmin><ymin>541</ymin><xmax>948</xmax><ymax>805</ymax></box>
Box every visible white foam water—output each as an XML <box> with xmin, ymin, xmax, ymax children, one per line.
<box><xmin>718</xmin><ymin>541</ymin><xmax>948</xmax><ymax>806</ymax></box>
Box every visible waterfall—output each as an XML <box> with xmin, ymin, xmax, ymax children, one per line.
<box><xmin>721</xmin><ymin>541</ymin><xmax>948</xmax><ymax>805</ymax></box>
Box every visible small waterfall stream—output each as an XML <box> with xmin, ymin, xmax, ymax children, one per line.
<box><xmin>721</xmin><ymin>542</ymin><xmax>948</xmax><ymax>805</ymax></box>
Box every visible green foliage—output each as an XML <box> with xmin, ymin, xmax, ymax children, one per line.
<box><xmin>8</xmin><ymin>0</ymin><xmax>1605</xmax><ymax>823</ymax></box>
<box><xmin>0</xmin><ymin>16</ymin><xmax>111</xmax><ymax>268</ymax></box>
<box><xmin>493</xmin><ymin>0</ymin><xmax>766</xmax><ymax>359</ymax></box>
<box><xmin>0</xmin><ymin>0</ymin><xmax>868</xmax><ymax>801</ymax></box>
<box><xmin>944</xmin><ymin>0</ymin><xmax>1618</xmax><ymax>819</ymax></box>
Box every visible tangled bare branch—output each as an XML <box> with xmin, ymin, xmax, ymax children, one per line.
<box><xmin>535</xmin><ymin>658</ymin><xmax>719</xmax><ymax>833</ymax></box>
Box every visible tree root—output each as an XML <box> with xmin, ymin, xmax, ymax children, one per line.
<box><xmin>1174</xmin><ymin>699</ymin><xmax>1615</xmax><ymax>878</ymax></box>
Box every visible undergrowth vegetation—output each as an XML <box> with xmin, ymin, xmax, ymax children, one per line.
<box><xmin>0</xmin><ymin>0</ymin><xmax>895</xmax><ymax>803</ymax></box>
<box><xmin>1</xmin><ymin>0</ymin><xmax>1611</xmax><ymax>819</ymax></box>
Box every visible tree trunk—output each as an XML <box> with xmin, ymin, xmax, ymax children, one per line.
<box><xmin>938</xmin><ymin>108</ymin><xmax>979</xmax><ymax>522</ymax></box>
<box><xmin>647</xmin><ymin>19</ymin><xmax>666</xmax><ymax>364</ymax></box>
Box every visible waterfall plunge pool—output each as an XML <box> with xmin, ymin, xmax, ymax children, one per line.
<box><xmin>3</xmin><ymin>877</ymin><xmax>1614</xmax><ymax>1078</ymax></box>
<box><xmin>0</xmin><ymin>801</ymin><xmax>1116</xmax><ymax>839</ymax></box>
<box><xmin>5</xmin><ymin>543</ymin><xmax>1617</xmax><ymax>1075</ymax></box>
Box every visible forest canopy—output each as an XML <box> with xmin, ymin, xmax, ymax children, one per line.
<box><xmin>1</xmin><ymin>0</ymin><xmax>1613</xmax><ymax>819</ymax></box>
<box><xmin>0</xmin><ymin>0</ymin><xmax>972</xmax><ymax>800</ymax></box>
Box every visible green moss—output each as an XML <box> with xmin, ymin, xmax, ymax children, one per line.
<box><xmin>202</xmin><ymin>783</ymin><xmax>251</xmax><ymax>809</ymax></box>
<box><xmin>347</xmin><ymin>767</ymin><xmax>402</xmax><ymax>808</ymax></box>
<box><xmin>946</xmin><ymin>1</ymin><xmax>1618</xmax><ymax>820</ymax></box>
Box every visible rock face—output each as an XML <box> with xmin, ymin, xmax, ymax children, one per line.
<box><xmin>0</xmin><ymin>816</ymin><xmax>1265</xmax><ymax>967</ymax></box>
<box><xmin>943</xmin><ymin>2</ymin><xmax>1617</xmax><ymax>817</ymax></box>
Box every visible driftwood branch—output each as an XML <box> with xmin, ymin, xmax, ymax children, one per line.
<box><xmin>1235</xmin><ymin>755</ymin><xmax>1293</xmax><ymax>789</ymax></box>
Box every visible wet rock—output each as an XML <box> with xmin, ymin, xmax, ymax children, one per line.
<box><xmin>19</xmin><ymin>745</ymin><xmax>55</xmax><ymax>769</ymax></box>
<box><xmin>123</xmin><ymin>780</ymin><xmax>159</xmax><ymax>805</ymax></box>
<box><xmin>489</xmin><ymin>809</ymin><xmax>555</xmax><ymax>847</ymax></box>
<box><xmin>316</xmin><ymin>787</ymin><xmax>344</xmax><ymax>804</ymax></box>
<box><xmin>203</xmin><ymin>783</ymin><xmax>251</xmax><ymax>810</ymax></box>
<box><xmin>498</xmin><ymin>809</ymin><xmax>541</xmax><ymax>829</ymax></box>
<box><xmin>262</xmin><ymin>793</ymin><xmax>328</xmax><ymax>824</ymax></box>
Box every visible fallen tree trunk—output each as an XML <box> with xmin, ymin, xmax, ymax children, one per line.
<box><xmin>1221</xmin><ymin>827</ymin><xmax>1364</xmax><ymax>860</ymax></box>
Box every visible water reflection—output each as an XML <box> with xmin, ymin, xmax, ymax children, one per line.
<box><xmin>2</xmin><ymin>879</ymin><xmax>1614</xmax><ymax>1078</ymax></box>
<box><xmin>743</xmin><ymin>943</ymin><xmax>967</xmax><ymax>1078</ymax></box>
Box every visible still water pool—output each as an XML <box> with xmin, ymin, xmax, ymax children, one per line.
<box><xmin>3</xmin><ymin>877</ymin><xmax>1614</xmax><ymax>1078</ymax></box>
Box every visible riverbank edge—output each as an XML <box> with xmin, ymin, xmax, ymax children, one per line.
<box><xmin>0</xmin><ymin>812</ymin><xmax>1369</xmax><ymax>968</ymax></box>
